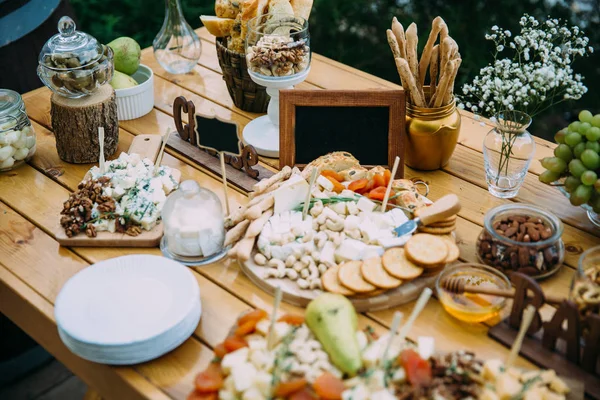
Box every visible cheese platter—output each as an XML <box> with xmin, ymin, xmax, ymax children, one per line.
<box><xmin>225</xmin><ymin>152</ymin><xmax>462</xmax><ymax>311</ymax></box>
<box><xmin>55</xmin><ymin>134</ymin><xmax>181</xmax><ymax>247</ymax></box>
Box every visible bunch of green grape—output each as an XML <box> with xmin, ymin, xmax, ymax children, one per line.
<box><xmin>539</xmin><ymin>110</ymin><xmax>600</xmax><ymax>213</ymax></box>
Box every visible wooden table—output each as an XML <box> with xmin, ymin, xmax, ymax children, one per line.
<box><xmin>1</xmin><ymin>28</ymin><xmax>598</xmax><ymax>400</ymax></box>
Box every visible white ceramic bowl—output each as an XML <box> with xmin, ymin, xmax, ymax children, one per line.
<box><xmin>114</xmin><ymin>64</ymin><xmax>154</xmax><ymax>120</ymax></box>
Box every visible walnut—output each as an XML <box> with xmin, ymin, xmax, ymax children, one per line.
<box><xmin>85</xmin><ymin>225</ymin><xmax>97</xmax><ymax>238</ymax></box>
<box><xmin>125</xmin><ymin>226</ymin><xmax>142</xmax><ymax>236</ymax></box>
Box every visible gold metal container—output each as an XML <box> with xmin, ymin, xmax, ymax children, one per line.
<box><xmin>405</xmin><ymin>98</ymin><xmax>461</xmax><ymax>170</ymax></box>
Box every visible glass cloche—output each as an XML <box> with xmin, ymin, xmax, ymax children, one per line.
<box><xmin>160</xmin><ymin>180</ymin><xmax>227</xmax><ymax>265</ymax></box>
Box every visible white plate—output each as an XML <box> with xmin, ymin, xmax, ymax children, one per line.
<box><xmin>55</xmin><ymin>255</ymin><xmax>200</xmax><ymax>347</ymax></box>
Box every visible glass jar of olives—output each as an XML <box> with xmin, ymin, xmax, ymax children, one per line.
<box><xmin>0</xmin><ymin>89</ymin><xmax>36</xmax><ymax>171</ymax></box>
<box><xmin>37</xmin><ymin>16</ymin><xmax>113</xmax><ymax>98</ymax></box>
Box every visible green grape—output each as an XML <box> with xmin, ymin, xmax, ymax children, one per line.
<box><xmin>581</xmin><ymin>149</ymin><xmax>600</xmax><ymax>170</ymax></box>
<box><xmin>539</xmin><ymin>170</ymin><xmax>560</xmax><ymax>183</ymax></box>
<box><xmin>579</xmin><ymin>122</ymin><xmax>592</xmax><ymax>136</ymax></box>
<box><xmin>573</xmin><ymin>142</ymin><xmax>586</xmax><ymax>159</ymax></box>
<box><xmin>554</xmin><ymin>129</ymin><xmax>567</xmax><ymax>144</ymax></box>
<box><xmin>569</xmin><ymin>121</ymin><xmax>583</xmax><ymax>132</ymax></box>
<box><xmin>542</xmin><ymin>157</ymin><xmax>567</xmax><ymax>173</ymax></box>
<box><xmin>586</xmin><ymin>141</ymin><xmax>600</xmax><ymax>153</ymax></box>
<box><xmin>587</xmin><ymin>127</ymin><xmax>600</xmax><ymax>141</ymax></box>
<box><xmin>565</xmin><ymin>131</ymin><xmax>583</xmax><ymax>147</ymax></box>
<box><xmin>569</xmin><ymin>159</ymin><xmax>588</xmax><ymax>178</ymax></box>
<box><xmin>592</xmin><ymin>114</ymin><xmax>600</xmax><ymax>128</ymax></box>
<box><xmin>553</xmin><ymin>144</ymin><xmax>573</xmax><ymax>162</ymax></box>
<box><xmin>589</xmin><ymin>194</ymin><xmax>600</xmax><ymax>213</ymax></box>
<box><xmin>579</xmin><ymin>110</ymin><xmax>593</xmax><ymax>123</ymax></box>
<box><xmin>595</xmin><ymin>179</ymin><xmax>600</xmax><ymax>193</ymax></box>
<box><xmin>565</xmin><ymin>176</ymin><xmax>581</xmax><ymax>193</ymax></box>
<box><xmin>571</xmin><ymin>184</ymin><xmax>593</xmax><ymax>206</ymax></box>
<box><xmin>581</xmin><ymin>170</ymin><xmax>598</xmax><ymax>186</ymax></box>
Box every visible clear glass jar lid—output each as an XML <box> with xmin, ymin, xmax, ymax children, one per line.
<box><xmin>0</xmin><ymin>89</ymin><xmax>23</xmax><ymax>118</ymax></box>
<box><xmin>38</xmin><ymin>16</ymin><xmax>104</xmax><ymax>69</ymax></box>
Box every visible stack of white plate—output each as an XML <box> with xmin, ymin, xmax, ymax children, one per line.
<box><xmin>55</xmin><ymin>255</ymin><xmax>201</xmax><ymax>365</ymax></box>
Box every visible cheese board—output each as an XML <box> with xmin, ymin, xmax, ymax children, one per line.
<box><xmin>55</xmin><ymin>134</ymin><xmax>181</xmax><ymax>247</ymax></box>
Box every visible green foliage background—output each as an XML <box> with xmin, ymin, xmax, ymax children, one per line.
<box><xmin>71</xmin><ymin>0</ymin><xmax>600</xmax><ymax>139</ymax></box>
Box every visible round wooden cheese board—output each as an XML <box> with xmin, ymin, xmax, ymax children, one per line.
<box><xmin>240</xmin><ymin>250</ymin><xmax>438</xmax><ymax>312</ymax></box>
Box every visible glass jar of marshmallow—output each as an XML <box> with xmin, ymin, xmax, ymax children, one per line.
<box><xmin>160</xmin><ymin>180</ymin><xmax>227</xmax><ymax>266</ymax></box>
<box><xmin>0</xmin><ymin>89</ymin><xmax>36</xmax><ymax>171</ymax></box>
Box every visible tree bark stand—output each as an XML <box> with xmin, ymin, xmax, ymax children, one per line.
<box><xmin>51</xmin><ymin>84</ymin><xmax>119</xmax><ymax>163</ymax></box>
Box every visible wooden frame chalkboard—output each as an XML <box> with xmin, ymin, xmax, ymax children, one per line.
<box><xmin>279</xmin><ymin>89</ymin><xmax>406</xmax><ymax>177</ymax></box>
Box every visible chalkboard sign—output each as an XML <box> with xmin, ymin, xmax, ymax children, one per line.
<box><xmin>194</xmin><ymin>114</ymin><xmax>241</xmax><ymax>156</ymax></box>
<box><xmin>279</xmin><ymin>89</ymin><xmax>406</xmax><ymax>177</ymax></box>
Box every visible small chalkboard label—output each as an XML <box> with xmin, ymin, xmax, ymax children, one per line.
<box><xmin>194</xmin><ymin>114</ymin><xmax>242</xmax><ymax>156</ymax></box>
<box><xmin>279</xmin><ymin>89</ymin><xmax>406</xmax><ymax>177</ymax></box>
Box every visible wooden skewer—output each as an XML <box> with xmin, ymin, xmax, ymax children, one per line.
<box><xmin>220</xmin><ymin>152</ymin><xmax>231</xmax><ymax>215</ymax></box>
<box><xmin>505</xmin><ymin>304</ymin><xmax>536</xmax><ymax>369</ymax></box>
<box><xmin>98</xmin><ymin>127</ymin><xmax>105</xmax><ymax>174</ymax></box>
<box><xmin>302</xmin><ymin>169</ymin><xmax>318</xmax><ymax>221</ymax></box>
<box><xmin>397</xmin><ymin>287</ymin><xmax>432</xmax><ymax>343</ymax></box>
<box><xmin>267</xmin><ymin>286</ymin><xmax>282</xmax><ymax>350</ymax></box>
<box><xmin>154</xmin><ymin>128</ymin><xmax>171</xmax><ymax>176</ymax></box>
<box><xmin>381</xmin><ymin>156</ymin><xmax>400</xmax><ymax>212</ymax></box>
<box><xmin>440</xmin><ymin>277</ymin><xmax>564</xmax><ymax>305</ymax></box>
<box><xmin>380</xmin><ymin>311</ymin><xmax>403</xmax><ymax>367</ymax></box>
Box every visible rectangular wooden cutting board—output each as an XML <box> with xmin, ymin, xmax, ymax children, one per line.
<box><xmin>55</xmin><ymin>134</ymin><xmax>179</xmax><ymax>247</ymax></box>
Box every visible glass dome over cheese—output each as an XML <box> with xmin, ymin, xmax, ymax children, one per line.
<box><xmin>161</xmin><ymin>180</ymin><xmax>226</xmax><ymax>264</ymax></box>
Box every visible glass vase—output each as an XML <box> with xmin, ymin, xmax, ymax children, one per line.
<box><xmin>483</xmin><ymin>110</ymin><xmax>535</xmax><ymax>198</ymax></box>
<box><xmin>153</xmin><ymin>0</ymin><xmax>201</xmax><ymax>74</ymax></box>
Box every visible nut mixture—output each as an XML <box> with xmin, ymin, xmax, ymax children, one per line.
<box><xmin>571</xmin><ymin>267</ymin><xmax>600</xmax><ymax>317</ymax></box>
<box><xmin>246</xmin><ymin>35</ymin><xmax>309</xmax><ymax>77</ymax></box>
<box><xmin>477</xmin><ymin>215</ymin><xmax>562</xmax><ymax>277</ymax></box>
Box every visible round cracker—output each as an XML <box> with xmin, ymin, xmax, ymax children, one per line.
<box><xmin>414</xmin><ymin>207</ymin><xmax>457</xmax><ymax>222</ymax></box>
<box><xmin>352</xmin><ymin>289</ymin><xmax>387</xmax><ymax>298</ymax></box>
<box><xmin>382</xmin><ymin>248</ymin><xmax>424</xmax><ymax>280</ymax></box>
<box><xmin>338</xmin><ymin>261</ymin><xmax>376</xmax><ymax>293</ymax></box>
<box><xmin>440</xmin><ymin>236</ymin><xmax>460</xmax><ymax>263</ymax></box>
<box><xmin>421</xmin><ymin>264</ymin><xmax>446</xmax><ymax>277</ymax></box>
<box><xmin>428</xmin><ymin>220</ymin><xmax>456</xmax><ymax>228</ymax></box>
<box><xmin>361</xmin><ymin>257</ymin><xmax>402</xmax><ymax>290</ymax></box>
<box><xmin>405</xmin><ymin>234</ymin><xmax>448</xmax><ymax>266</ymax></box>
<box><xmin>322</xmin><ymin>264</ymin><xmax>355</xmax><ymax>296</ymax></box>
<box><xmin>418</xmin><ymin>225</ymin><xmax>456</xmax><ymax>235</ymax></box>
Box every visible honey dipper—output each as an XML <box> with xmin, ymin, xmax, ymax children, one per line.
<box><xmin>441</xmin><ymin>277</ymin><xmax>564</xmax><ymax>305</ymax></box>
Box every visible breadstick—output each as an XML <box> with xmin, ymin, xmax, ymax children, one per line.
<box><xmin>224</xmin><ymin>219</ymin><xmax>250</xmax><ymax>248</ymax></box>
<box><xmin>251</xmin><ymin>166</ymin><xmax>292</xmax><ymax>195</ymax></box>
<box><xmin>405</xmin><ymin>23</ymin><xmax>424</xmax><ymax>101</ymax></box>
<box><xmin>439</xmin><ymin>37</ymin><xmax>456</xmax><ymax>81</ymax></box>
<box><xmin>429</xmin><ymin>44</ymin><xmax>440</xmax><ymax>104</ymax></box>
<box><xmin>227</xmin><ymin>242</ymin><xmax>239</xmax><ymax>259</ymax></box>
<box><xmin>391</xmin><ymin>17</ymin><xmax>407</xmax><ymax>60</ymax></box>
<box><xmin>395</xmin><ymin>58</ymin><xmax>426</xmax><ymax>107</ymax></box>
<box><xmin>386</xmin><ymin>30</ymin><xmax>402</xmax><ymax>59</ymax></box>
<box><xmin>246</xmin><ymin>209</ymin><xmax>274</xmax><ymax>238</ymax></box>
<box><xmin>244</xmin><ymin>195</ymin><xmax>275</xmax><ymax>220</ymax></box>
<box><xmin>224</xmin><ymin>205</ymin><xmax>249</xmax><ymax>228</ymax></box>
<box><xmin>443</xmin><ymin>56</ymin><xmax>462</xmax><ymax>106</ymax></box>
<box><xmin>418</xmin><ymin>16</ymin><xmax>445</xmax><ymax>87</ymax></box>
<box><xmin>433</xmin><ymin>59</ymin><xmax>459</xmax><ymax>108</ymax></box>
<box><xmin>236</xmin><ymin>237</ymin><xmax>256</xmax><ymax>261</ymax></box>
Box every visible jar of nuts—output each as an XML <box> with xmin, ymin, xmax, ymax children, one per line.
<box><xmin>476</xmin><ymin>204</ymin><xmax>564</xmax><ymax>280</ymax></box>
<box><xmin>570</xmin><ymin>245</ymin><xmax>600</xmax><ymax>318</ymax></box>
<box><xmin>0</xmin><ymin>89</ymin><xmax>36</xmax><ymax>171</ymax></box>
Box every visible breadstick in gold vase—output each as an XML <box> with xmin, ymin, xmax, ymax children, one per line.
<box><xmin>386</xmin><ymin>29</ymin><xmax>402</xmax><ymax>59</ymax></box>
<box><xmin>418</xmin><ymin>16</ymin><xmax>446</xmax><ymax>87</ymax></box>
<box><xmin>395</xmin><ymin>58</ymin><xmax>426</xmax><ymax>107</ymax></box>
<box><xmin>433</xmin><ymin>58</ymin><xmax>460</xmax><ymax>108</ymax></box>
<box><xmin>429</xmin><ymin>44</ymin><xmax>440</xmax><ymax>101</ymax></box>
<box><xmin>391</xmin><ymin>17</ymin><xmax>407</xmax><ymax>60</ymax></box>
<box><xmin>405</xmin><ymin>23</ymin><xmax>419</xmax><ymax>81</ymax></box>
<box><xmin>443</xmin><ymin>55</ymin><xmax>462</xmax><ymax>105</ymax></box>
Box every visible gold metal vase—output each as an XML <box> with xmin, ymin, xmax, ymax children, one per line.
<box><xmin>405</xmin><ymin>97</ymin><xmax>461</xmax><ymax>171</ymax></box>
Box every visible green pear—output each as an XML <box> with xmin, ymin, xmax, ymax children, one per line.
<box><xmin>305</xmin><ymin>293</ymin><xmax>363</xmax><ymax>376</ymax></box>
<box><xmin>108</xmin><ymin>37</ymin><xmax>141</xmax><ymax>75</ymax></box>
<box><xmin>110</xmin><ymin>70</ymin><xmax>138</xmax><ymax>90</ymax></box>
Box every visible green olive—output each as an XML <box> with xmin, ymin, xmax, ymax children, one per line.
<box><xmin>51</xmin><ymin>74</ymin><xmax>64</xmax><ymax>88</ymax></box>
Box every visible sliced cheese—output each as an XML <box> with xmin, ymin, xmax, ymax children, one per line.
<box><xmin>221</xmin><ymin>347</ymin><xmax>249</xmax><ymax>374</ymax></box>
<box><xmin>357</xmin><ymin>196</ymin><xmax>377</xmax><ymax>212</ymax></box>
<box><xmin>317</xmin><ymin>175</ymin><xmax>334</xmax><ymax>191</ymax></box>
<box><xmin>273</xmin><ymin>175</ymin><xmax>310</xmax><ymax>214</ymax></box>
<box><xmin>334</xmin><ymin>238</ymin><xmax>367</xmax><ymax>262</ymax></box>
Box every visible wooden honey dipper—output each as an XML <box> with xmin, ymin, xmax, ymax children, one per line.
<box><xmin>441</xmin><ymin>277</ymin><xmax>564</xmax><ymax>305</ymax></box>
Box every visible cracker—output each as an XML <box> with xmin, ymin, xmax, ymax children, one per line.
<box><xmin>352</xmin><ymin>289</ymin><xmax>387</xmax><ymax>298</ymax></box>
<box><xmin>421</xmin><ymin>264</ymin><xmax>446</xmax><ymax>277</ymax></box>
<box><xmin>361</xmin><ymin>257</ymin><xmax>402</xmax><ymax>290</ymax></box>
<box><xmin>440</xmin><ymin>235</ymin><xmax>460</xmax><ymax>263</ymax></box>
<box><xmin>405</xmin><ymin>233</ymin><xmax>448</xmax><ymax>266</ymax></box>
<box><xmin>428</xmin><ymin>220</ymin><xmax>456</xmax><ymax>228</ymax></box>
<box><xmin>382</xmin><ymin>248</ymin><xmax>424</xmax><ymax>280</ymax></box>
<box><xmin>322</xmin><ymin>264</ymin><xmax>355</xmax><ymax>296</ymax></box>
<box><xmin>338</xmin><ymin>261</ymin><xmax>376</xmax><ymax>293</ymax></box>
<box><xmin>418</xmin><ymin>225</ymin><xmax>456</xmax><ymax>235</ymax></box>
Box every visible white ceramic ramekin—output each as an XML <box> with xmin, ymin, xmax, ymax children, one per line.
<box><xmin>114</xmin><ymin>64</ymin><xmax>154</xmax><ymax>120</ymax></box>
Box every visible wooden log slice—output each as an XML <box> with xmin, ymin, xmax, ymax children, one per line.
<box><xmin>51</xmin><ymin>84</ymin><xmax>119</xmax><ymax>163</ymax></box>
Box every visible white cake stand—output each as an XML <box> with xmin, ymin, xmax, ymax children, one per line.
<box><xmin>242</xmin><ymin>67</ymin><xmax>310</xmax><ymax>158</ymax></box>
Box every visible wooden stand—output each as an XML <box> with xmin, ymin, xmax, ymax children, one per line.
<box><xmin>51</xmin><ymin>84</ymin><xmax>118</xmax><ymax>163</ymax></box>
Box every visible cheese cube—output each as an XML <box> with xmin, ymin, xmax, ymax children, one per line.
<box><xmin>482</xmin><ymin>359</ymin><xmax>504</xmax><ymax>383</ymax></box>
<box><xmin>341</xmin><ymin>189</ymin><xmax>357</xmax><ymax>198</ymax></box>
<box><xmin>246</xmin><ymin>334</ymin><xmax>267</xmax><ymax>350</ymax></box>
<box><xmin>272</xmin><ymin>322</ymin><xmax>291</xmax><ymax>344</ymax></box>
<box><xmin>391</xmin><ymin>367</ymin><xmax>406</xmax><ymax>383</ymax></box>
<box><xmin>319</xmin><ymin>241</ymin><xmax>336</xmax><ymax>266</ymax></box>
<box><xmin>273</xmin><ymin>175</ymin><xmax>310</xmax><ymax>214</ymax></box>
<box><xmin>417</xmin><ymin>336</ymin><xmax>435</xmax><ymax>360</ymax></box>
<box><xmin>317</xmin><ymin>175</ymin><xmax>334</xmax><ymax>191</ymax></box>
<box><xmin>253</xmin><ymin>371</ymin><xmax>273</xmax><ymax>396</ymax></box>
<box><xmin>387</xmin><ymin>208</ymin><xmax>409</xmax><ymax>226</ymax></box>
<box><xmin>221</xmin><ymin>347</ymin><xmax>249</xmax><ymax>374</ymax></box>
<box><xmin>219</xmin><ymin>391</ymin><xmax>236</xmax><ymax>400</ymax></box>
<box><xmin>357</xmin><ymin>196</ymin><xmax>376</xmax><ymax>212</ymax></box>
<box><xmin>370</xmin><ymin>390</ymin><xmax>397</xmax><ymax>400</ymax></box>
<box><xmin>255</xmin><ymin>319</ymin><xmax>270</xmax><ymax>336</ymax></box>
<box><xmin>249</xmin><ymin>349</ymin><xmax>271</xmax><ymax>370</ymax></box>
<box><xmin>366</xmin><ymin>369</ymin><xmax>386</xmax><ymax>391</ymax></box>
<box><xmin>377</xmin><ymin>236</ymin><xmax>410</xmax><ymax>249</ymax></box>
<box><xmin>231</xmin><ymin>362</ymin><xmax>257</xmax><ymax>392</ymax></box>
<box><xmin>223</xmin><ymin>376</ymin><xmax>236</xmax><ymax>392</ymax></box>
<box><xmin>356</xmin><ymin>330</ymin><xmax>368</xmax><ymax>351</ymax></box>
<box><xmin>362</xmin><ymin>245</ymin><xmax>384</xmax><ymax>259</ymax></box>
<box><xmin>242</xmin><ymin>387</ymin><xmax>265</xmax><ymax>400</ymax></box>
<box><xmin>496</xmin><ymin>373</ymin><xmax>523</xmax><ymax>400</ymax></box>
<box><xmin>334</xmin><ymin>238</ymin><xmax>367</xmax><ymax>262</ymax></box>
<box><xmin>344</xmin><ymin>215</ymin><xmax>361</xmax><ymax>231</ymax></box>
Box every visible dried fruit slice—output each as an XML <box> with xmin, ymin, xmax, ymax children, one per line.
<box><xmin>274</xmin><ymin>378</ymin><xmax>308</xmax><ymax>397</ymax></box>
<box><xmin>223</xmin><ymin>335</ymin><xmax>248</xmax><ymax>352</ymax></box>
<box><xmin>277</xmin><ymin>314</ymin><xmax>305</xmax><ymax>325</ymax></box>
<box><xmin>194</xmin><ymin>363</ymin><xmax>224</xmax><ymax>393</ymax></box>
<box><xmin>313</xmin><ymin>372</ymin><xmax>346</xmax><ymax>400</ymax></box>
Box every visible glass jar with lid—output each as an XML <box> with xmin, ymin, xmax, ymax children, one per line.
<box><xmin>161</xmin><ymin>180</ymin><xmax>227</xmax><ymax>265</ymax></box>
<box><xmin>0</xmin><ymin>89</ymin><xmax>36</xmax><ymax>171</ymax></box>
<box><xmin>37</xmin><ymin>16</ymin><xmax>113</xmax><ymax>98</ymax></box>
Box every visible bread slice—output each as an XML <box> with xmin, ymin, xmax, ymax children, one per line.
<box><xmin>215</xmin><ymin>0</ymin><xmax>240</xmax><ymax>19</ymax></box>
<box><xmin>290</xmin><ymin>0</ymin><xmax>313</xmax><ymax>20</ymax></box>
<box><xmin>200</xmin><ymin>16</ymin><xmax>235</xmax><ymax>37</ymax></box>
<box><xmin>267</xmin><ymin>0</ymin><xmax>294</xmax><ymax>16</ymax></box>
